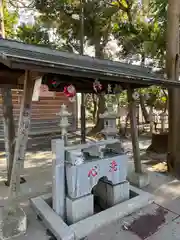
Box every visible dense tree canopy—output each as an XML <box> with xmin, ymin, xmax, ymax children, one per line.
<box><xmin>4</xmin><ymin>0</ymin><xmax>170</xmax><ymax>127</ymax></box>
<box><xmin>6</xmin><ymin>0</ymin><xmax>167</xmax><ymax>66</ymax></box>
<box><xmin>113</xmin><ymin>0</ymin><xmax>167</xmax><ymax>67</ymax></box>
<box><xmin>17</xmin><ymin>0</ymin><xmax>167</xmax><ymax>129</ymax></box>
<box><xmin>16</xmin><ymin>20</ymin><xmax>52</xmax><ymax>45</ymax></box>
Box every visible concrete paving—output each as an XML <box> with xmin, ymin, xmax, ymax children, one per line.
<box><xmin>16</xmin><ymin>195</ymin><xmax>180</xmax><ymax>240</ymax></box>
<box><xmin>146</xmin><ymin>217</ymin><xmax>180</xmax><ymax>240</ymax></box>
<box><xmin>1</xmin><ymin>137</ymin><xmax>180</xmax><ymax>240</ymax></box>
<box><xmin>12</xmin><ymin>168</ymin><xmax>180</xmax><ymax>240</ymax></box>
<box><xmin>17</xmin><ymin>202</ymin><xmax>48</xmax><ymax>240</ymax></box>
<box><xmin>0</xmin><ymin>150</ymin><xmax>52</xmax><ymax>203</ymax></box>
<box><xmin>87</xmin><ymin>203</ymin><xmax>179</xmax><ymax>240</ymax></box>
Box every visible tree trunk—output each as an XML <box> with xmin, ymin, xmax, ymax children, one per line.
<box><xmin>149</xmin><ymin>106</ymin><xmax>153</xmax><ymax>134</ymax></box>
<box><xmin>94</xmin><ymin>40</ymin><xmax>105</xmax><ymax>132</ymax></box>
<box><xmin>92</xmin><ymin>94</ymin><xmax>97</xmax><ymax>124</ymax></box>
<box><xmin>139</xmin><ymin>94</ymin><xmax>150</xmax><ymax>123</ymax></box>
<box><xmin>88</xmin><ymin>93</ymin><xmax>105</xmax><ymax>134</ymax></box>
<box><xmin>88</xmin><ymin>39</ymin><xmax>105</xmax><ymax>135</ymax></box>
<box><xmin>125</xmin><ymin>112</ymin><xmax>130</xmax><ymax>135</ymax></box>
<box><xmin>94</xmin><ymin>38</ymin><xmax>104</xmax><ymax>59</ymax></box>
<box><xmin>127</xmin><ymin>87</ymin><xmax>141</xmax><ymax>173</ymax></box>
<box><xmin>166</xmin><ymin>0</ymin><xmax>180</xmax><ymax>173</ymax></box>
<box><xmin>162</xmin><ymin>90</ymin><xmax>168</xmax><ymax>113</ymax></box>
<box><xmin>147</xmin><ymin>132</ymin><xmax>168</xmax><ymax>154</ymax></box>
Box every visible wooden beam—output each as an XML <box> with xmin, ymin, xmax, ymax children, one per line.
<box><xmin>81</xmin><ymin>93</ymin><xmax>86</xmax><ymax>143</ymax></box>
<box><xmin>127</xmin><ymin>86</ymin><xmax>142</xmax><ymax>174</ymax></box>
<box><xmin>0</xmin><ymin>79</ymin><xmax>19</xmax><ymax>85</ymax></box>
<box><xmin>9</xmin><ymin>71</ymin><xmax>35</xmax><ymax>198</ymax></box>
<box><xmin>18</xmin><ymin>71</ymin><xmax>42</xmax><ymax>84</ymax></box>
<box><xmin>0</xmin><ymin>84</ymin><xmax>23</xmax><ymax>89</ymax></box>
<box><xmin>0</xmin><ymin>70</ymin><xmax>23</xmax><ymax>78</ymax></box>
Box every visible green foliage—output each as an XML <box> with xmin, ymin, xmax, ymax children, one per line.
<box><xmin>33</xmin><ymin>0</ymin><xmax>167</xmax><ymax>65</ymax></box>
<box><xmin>36</xmin><ymin>0</ymin><xmax>82</xmax><ymax>52</ymax></box>
<box><xmin>34</xmin><ymin>0</ymin><xmax>135</xmax><ymax>54</ymax></box>
<box><xmin>3</xmin><ymin>1</ymin><xmax>18</xmax><ymax>38</ymax></box>
<box><xmin>113</xmin><ymin>0</ymin><xmax>167</xmax><ymax>67</ymax></box>
<box><xmin>13</xmin><ymin>0</ymin><xmax>169</xmax><ymax>116</ymax></box>
<box><xmin>16</xmin><ymin>20</ymin><xmax>52</xmax><ymax>46</ymax></box>
<box><xmin>148</xmin><ymin>0</ymin><xmax>167</xmax><ymax>65</ymax></box>
<box><xmin>111</xmin><ymin>0</ymin><xmax>168</xmax><ymax>113</ymax></box>
<box><xmin>138</xmin><ymin>86</ymin><xmax>167</xmax><ymax>110</ymax></box>
<box><xmin>150</xmin><ymin>0</ymin><xmax>167</xmax><ymax>23</ymax></box>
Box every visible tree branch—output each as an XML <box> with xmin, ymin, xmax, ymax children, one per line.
<box><xmin>116</xmin><ymin>0</ymin><xmax>128</xmax><ymax>12</ymax></box>
<box><xmin>101</xmin><ymin>20</ymin><xmax>111</xmax><ymax>48</ymax></box>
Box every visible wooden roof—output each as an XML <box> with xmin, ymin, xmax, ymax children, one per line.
<box><xmin>0</xmin><ymin>39</ymin><xmax>180</xmax><ymax>91</ymax></box>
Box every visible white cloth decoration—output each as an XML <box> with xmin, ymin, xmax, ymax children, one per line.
<box><xmin>107</xmin><ymin>84</ymin><xmax>112</xmax><ymax>93</ymax></box>
<box><xmin>132</xmin><ymin>92</ymin><xmax>139</xmax><ymax>100</ymax></box>
<box><xmin>67</xmin><ymin>85</ymin><xmax>76</xmax><ymax>94</ymax></box>
<box><xmin>93</xmin><ymin>80</ymin><xmax>102</xmax><ymax>92</ymax></box>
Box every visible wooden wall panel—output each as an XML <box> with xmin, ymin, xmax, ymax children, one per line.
<box><xmin>0</xmin><ymin>89</ymin><xmax>77</xmax><ymax>136</ymax></box>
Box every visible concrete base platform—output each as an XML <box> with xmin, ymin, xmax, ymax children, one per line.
<box><xmin>30</xmin><ymin>185</ymin><xmax>154</xmax><ymax>240</ymax></box>
<box><xmin>128</xmin><ymin>171</ymin><xmax>150</xmax><ymax>188</ymax></box>
<box><xmin>0</xmin><ymin>206</ymin><xmax>27</xmax><ymax>240</ymax></box>
<box><xmin>66</xmin><ymin>194</ymin><xmax>94</xmax><ymax>225</ymax></box>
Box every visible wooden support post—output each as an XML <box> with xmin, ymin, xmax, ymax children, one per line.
<box><xmin>80</xmin><ymin>0</ymin><xmax>86</xmax><ymax>143</ymax></box>
<box><xmin>0</xmin><ymin>0</ymin><xmax>17</xmax><ymax>186</ymax></box>
<box><xmin>9</xmin><ymin>71</ymin><xmax>35</xmax><ymax>198</ymax></box>
<box><xmin>160</xmin><ymin>114</ymin><xmax>165</xmax><ymax>133</ymax></box>
<box><xmin>149</xmin><ymin>107</ymin><xmax>153</xmax><ymax>135</ymax></box>
<box><xmin>81</xmin><ymin>93</ymin><xmax>86</xmax><ymax>143</ymax></box>
<box><xmin>127</xmin><ymin>87</ymin><xmax>142</xmax><ymax>174</ymax></box>
<box><xmin>1</xmin><ymin>88</ymin><xmax>15</xmax><ymax>186</ymax></box>
<box><xmin>166</xmin><ymin>0</ymin><xmax>180</xmax><ymax>172</ymax></box>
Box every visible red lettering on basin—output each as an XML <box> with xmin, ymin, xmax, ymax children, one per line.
<box><xmin>109</xmin><ymin>160</ymin><xmax>118</xmax><ymax>172</ymax></box>
<box><xmin>88</xmin><ymin>166</ymin><xmax>98</xmax><ymax>177</ymax></box>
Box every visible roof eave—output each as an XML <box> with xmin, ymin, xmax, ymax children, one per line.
<box><xmin>8</xmin><ymin>59</ymin><xmax>153</xmax><ymax>86</ymax></box>
<box><xmin>3</xmin><ymin>55</ymin><xmax>180</xmax><ymax>89</ymax></box>
<box><xmin>0</xmin><ymin>53</ymin><xmax>12</xmax><ymax>68</ymax></box>
<box><xmin>3</xmin><ymin>54</ymin><xmax>159</xmax><ymax>80</ymax></box>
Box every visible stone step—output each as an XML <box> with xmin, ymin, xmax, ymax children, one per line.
<box><xmin>0</xmin><ymin>119</ymin><xmax>75</xmax><ymax>131</ymax></box>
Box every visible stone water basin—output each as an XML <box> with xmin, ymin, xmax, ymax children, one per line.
<box><xmin>65</xmin><ymin>154</ymin><xmax>128</xmax><ymax>199</ymax></box>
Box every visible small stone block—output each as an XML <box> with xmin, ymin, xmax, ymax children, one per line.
<box><xmin>0</xmin><ymin>207</ymin><xmax>27</xmax><ymax>240</ymax></box>
<box><xmin>66</xmin><ymin>194</ymin><xmax>94</xmax><ymax>225</ymax></box>
<box><xmin>94</xmin><ymin>180</ymin><xmax>129</xmax><ymax>209</ymax></box>
<box><xmin>128</xmin><ymin>172</ymin><xmax>150</xmax><ymax>188</ymax></box>
<box><xmin>106</xmin><ymin>180</ymin><xmax>130</xmax><ymax>207</ymax></box>
<box><xmin>93</xmin><ymin>180</ymin><xmax>107</xmax><ymax>209</ymax></box>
